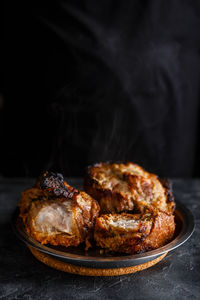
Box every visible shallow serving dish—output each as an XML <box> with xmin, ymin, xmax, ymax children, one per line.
<box><xmin>11</xmin><ymin>200</ymin><xmax>195</xmax><ymax>270</ymax></box>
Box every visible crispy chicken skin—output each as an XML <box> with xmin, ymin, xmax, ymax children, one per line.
<box><xmin>19</xmin><ymin>172</ymin><xmax>100</xmax><ymax>248</ymax></box>
<box><xmin>84</xmin><ymin>162</ymin><xmax>175</xmax><ymax>214</ymax></box>
<box><xmin>94</xmin><ymin>212</ymin><xmax>175</xmax><ymax>254</ymax></box>
<box><xmin>85</xmin><ymin>162</ymin><xmax>176</xmax><ymax>254</ymax></box>
<box><xmin>19</xmin><ymin>164</ymin><xmax>176</xmax><ymax>255</ymax></box>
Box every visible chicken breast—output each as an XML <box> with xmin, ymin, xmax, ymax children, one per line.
<box><xmin>84</xmin><ymin>162</ymin><xmax>175</xmax><ymax>214</ymax></box>
<box><xmin>94</xmin><ymin>212</ymin><xmax>175</xmax><ymax>254</ymax></box>
<box><xmin>19</xmin><ymin>172</ymin><xmax>100</xmax><ymax>248</ymax></box>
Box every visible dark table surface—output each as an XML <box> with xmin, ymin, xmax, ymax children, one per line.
<box><xmin>0</xmin><ymin>178</ymin><xmax>200</xmax><ymax>300</ymax></box>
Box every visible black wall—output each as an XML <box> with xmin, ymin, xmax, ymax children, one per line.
<box><xmin>3</xmin><ymin>0</ymin><xmax>200</xmax><ymax>178</ymax></box>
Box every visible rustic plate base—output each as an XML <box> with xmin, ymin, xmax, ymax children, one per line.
<box><xmin>29</xmin><ymin>246</ymin><xmax>168</xmax><ymax>276</ymax></box>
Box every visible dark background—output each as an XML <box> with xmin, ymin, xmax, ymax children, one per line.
<box><xmin>3</xmin><ymin>0</ymin><xmax>200</xmax><ymax>178</ymax></box>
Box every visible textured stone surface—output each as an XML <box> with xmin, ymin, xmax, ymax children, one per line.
<box><xmin>0</xmin><ymin>178</ymin><xmax>200</xmax><ymax>300</ymax></box>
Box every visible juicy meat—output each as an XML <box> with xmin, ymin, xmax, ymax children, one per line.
<box><xmin>94</xmin><ymin>212</ymin><xmax>175</xmax><ymax>254</ymax></box>
<box><xmin>86</xmin><ymin>162</ymin><xmax>176</xmax><ymax>254</ymax></box>
<box><xmin>84</xmin><ymin>162</ymin><xmax>175</xmax><ymax>214</ymax></box>
<box><xmin>19</xmin><ymin>165</ymin><xmax>176</xmax><ymax>255</ymax></box>
<box><xmin>19</xmin><ymin>171</ymin><xmax>100</xmax><ymax>248</ymax></box>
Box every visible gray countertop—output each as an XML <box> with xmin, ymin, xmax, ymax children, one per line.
<box><xmin>0</xmin><ymin>178</ymin><xmax>200</xmax><ymax>300</ymax></box>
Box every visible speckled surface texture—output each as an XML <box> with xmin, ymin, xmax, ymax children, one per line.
<box><xmin>0</xmin><ymin>178</ymin><xmax>200</xmax><ymax>300</ymax></box>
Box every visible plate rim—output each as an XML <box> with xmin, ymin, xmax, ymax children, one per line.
<box><xmin>11</xmin><ymin>201</ymin><xmax>195</xmax><ymax>268</ymax></box>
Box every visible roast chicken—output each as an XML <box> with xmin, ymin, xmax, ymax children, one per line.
<box><xmin>85</xmin><ymin>162</ymin><xmax>175</xmax><ymax>254</ymax></box>
<box><xmin>19</xmin><ymin>171</ymin><xmax>100</xmax><ymax>248</ymax></box>
<box><xmin>19</xmin><ymin>163</ymin><xmax>176</xmax><ymax>255</ymax></box>
<box><xmin>94</xmin><ymin>211</ymin><xmax>175</xmax><ymax>254</ymax></box>
<box><xmin>84</xmin><ymin>162</ymin><xmax>175</xmax><ymax>214</ymax></box>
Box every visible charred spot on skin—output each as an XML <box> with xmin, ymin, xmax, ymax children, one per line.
<box><xmin>39</xmin><ymin>172</ymin><xmax>64</xmax><ymax>188</ymax></box>
<box><xmin>158</xmin><ymin>177</ymin><xmax>175</xmax><ymax>204</ymax></box>
<box><xmin>37</xmin><ymin>171</ymin><xmax>74</xmax><ymax>198</ymax></box>
<box><xmin>158</xmin><ymin>177</ymin><xmax>172</xmax><ymax>190</ymax></box>
<box><xmin>166</xmin><ymin>190</ymin><xmax>175</xmax><ymax>203</ymax></box>
<box><xmin>37</xmin><ymin>171</ymin><xmax>58</xmax><ymax>186</ymax></box>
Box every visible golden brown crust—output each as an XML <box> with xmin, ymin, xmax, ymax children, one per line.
<box><xmin>19</xmin><ymin>172</ymin><xmax>100</xmax><ymax>249</ymax></box>
<box><xmin>94</xmin><ymin>212</ymin><xmax>175</xmax><ymax>254</ymax></box>
<box><xmin>85</xmin><ymin>162</ymin><xmax>176</xmax><ymax>254</ymax></box>
<box><xmin>84</xmin><ymin>162</ymin><xmax>175</xmax><ymax>214</ymax></box>
<box><xmin>19</xmin><ymin>165</ymin><xmax>176</xmax><ymax>255</ymax></box>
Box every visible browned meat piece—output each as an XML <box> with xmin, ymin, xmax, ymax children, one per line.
<box><xmin>84</xmin><ymin>162</ymin><xmax>175</xmax><ymax>214</ymax></box>
<box><xmin>94</xmin><ymin>211</ymin><xmax>175</xmax><ymax>254</ymax></box>
<box><xmin>19</xmin><ymin>172</ymin><xmax>100</xmax><ymax>249</ymax></box>
<box><xmin>19</xmin><ymin>171</ymin><xmax>75</xmax><ymax>218</ymax></box>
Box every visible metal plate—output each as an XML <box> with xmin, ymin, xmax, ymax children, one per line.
<box><xmin>11</xmin><ymin>201</ymin><xmax>195</xmax><ymax>269</ymax></box>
